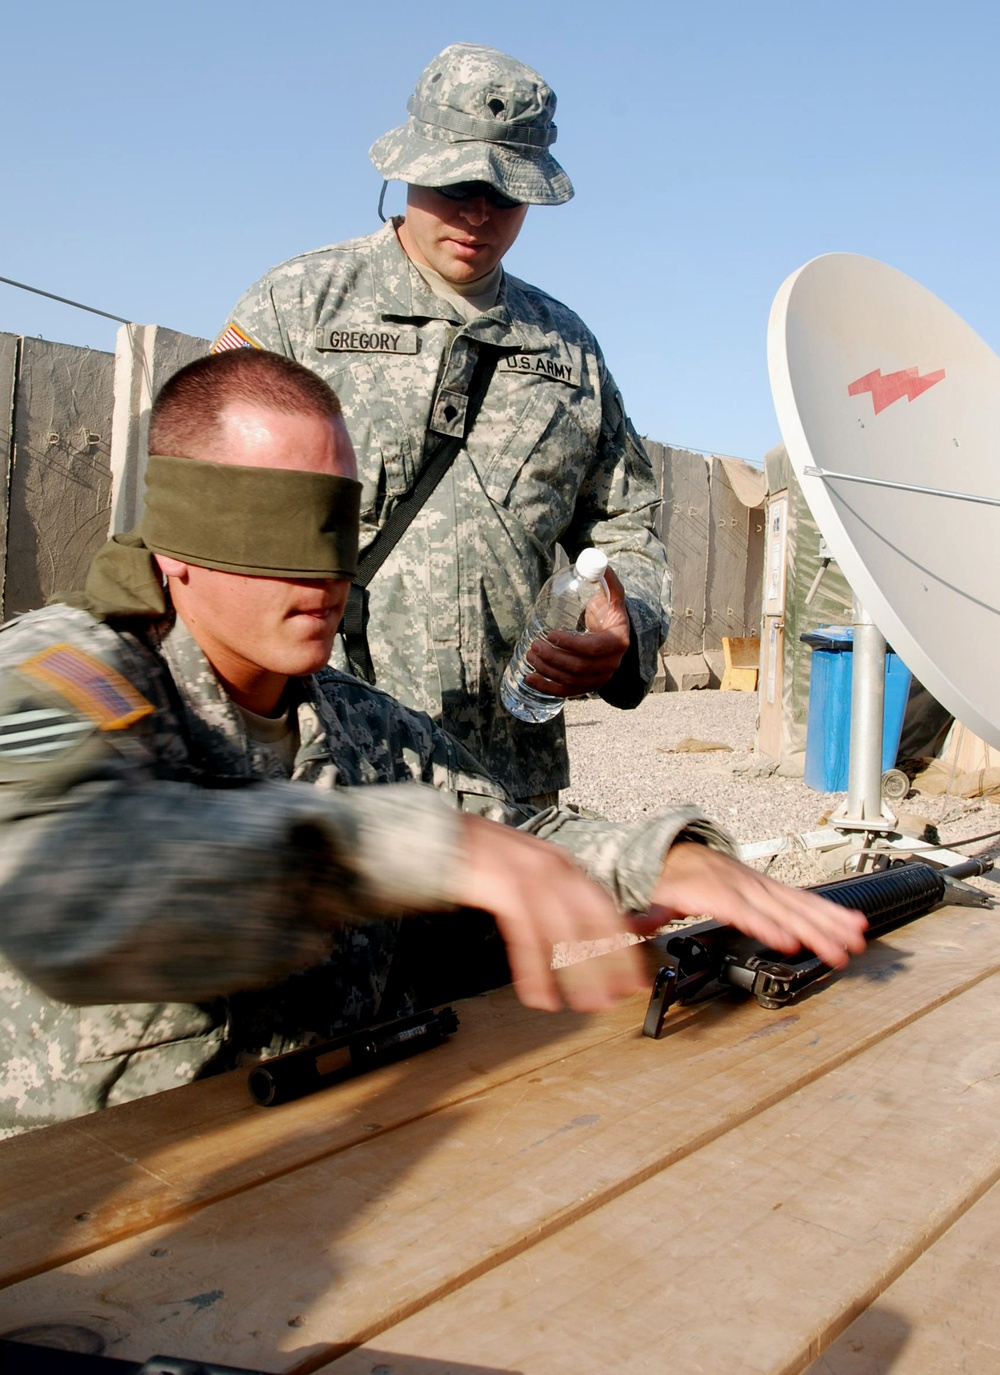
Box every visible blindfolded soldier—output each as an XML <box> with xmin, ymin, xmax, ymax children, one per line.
<box><xmin>0</xmin><ymin>350</ymin><xmax>864</xmax><ymax>1134</ymax></box>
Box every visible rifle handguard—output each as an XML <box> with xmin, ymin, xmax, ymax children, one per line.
<box><xmin>642</xmin><ymin>859</ymin><xmax>992</xmax><ymax>1039</ymax></box>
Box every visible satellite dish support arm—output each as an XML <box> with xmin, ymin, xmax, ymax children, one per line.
<box><xmin>831</xmin><ymin>601</ymin><xmax>897</xmax><ymax>832</ymax></box>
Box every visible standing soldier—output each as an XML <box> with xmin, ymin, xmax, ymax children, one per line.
<box><xmin>215</xmin><ymin>43</ymin><xmax>671</xmax><ymax>805</ymax></box>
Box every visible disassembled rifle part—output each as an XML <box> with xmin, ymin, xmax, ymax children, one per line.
<box><xmin>0</xmin><ymin>1338</ymin><xmax>269</xmax><ymax>1374</ymax></box>
<box><xmin>642</xmin><ymin>858</ymin><xmax>993</xmax><ymax>1039</ymax></box>
<box><xmin>248</xmin><ymin>1005</ymin><xmax>459</xmax><ymax>1106</ymax></box>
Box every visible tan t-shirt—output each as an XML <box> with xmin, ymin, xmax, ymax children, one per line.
<box><xmin>410</xmin><ymin>260</ymin><xmax>502</xmax><ymax>320</ymax></box>
<box><xmin>237</xmin><ymin>701</ymin><xmax>299</xmax><ymax>777</ymax></box>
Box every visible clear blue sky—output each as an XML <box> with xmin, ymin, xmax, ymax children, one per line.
<box><xmin>1</xmin><ymin>0</ymin><xmax>995</xmax><ymax>463</ymax></box>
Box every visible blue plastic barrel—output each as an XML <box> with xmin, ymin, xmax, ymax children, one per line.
<box><xmin>800</xmin><ymin>627</ymin><xmax>911</xmax><ymax>793</ymax></box>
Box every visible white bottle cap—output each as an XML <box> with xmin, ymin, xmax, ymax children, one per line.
<box><xmin>574</xmin><ymin>548</ymin><xmax>609</xmax><ymax>581</ymax></box>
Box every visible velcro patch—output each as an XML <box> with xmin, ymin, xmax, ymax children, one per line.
<box><xmin>17</xmin><ymin>644</ymin><xmax>155</xmax><ymax>730</ymax></box>
<box><xmin>0</xmin><ymin>705</ymin><xmax>95</xmax><ymax>761</ymax></box>
<box><xmin>500</xmin><ymin>351</ymin><xmax>580</xmax><ymax>387</ymax></box>
<box><xmin>212</xmin><ymin>322</ymin><xmax>261</xmax><ymax>353</ymax></box>
<box><xmin>314</xmin><ymin>325</ymin><xmax>419</xmax><ymax>354</ymax></box>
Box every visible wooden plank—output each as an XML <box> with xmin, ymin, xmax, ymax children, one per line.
<box><xmin>3</xmin><ymin>906</ymin><xmax>1000</xmax><ymax>1370</ymax></box>
<box><xmin>4</xmin><ymin>338</ymin><xmax>114</xmax><ymax>616</ymax></box>
<box><xmin>721</xmin><ymin>635</ymin><xmax>760</xmax><ymax>691</ymax></box>
<box><xmin>320</xmin><ymin>961</ymin><xmax>1000</xmax><ymax>1375</ymax></box>
<box><xmin>757</xmin><ymin>494</ymin><xmax>788</xmax><ymax>762</ymax></box>
<box><xmin>0</xmin><ymin>967</ymin><xmax>662</xmax><ymax>1289</ymax></box>
<box><xmin>0</xmin><ymin>332</ymin><xmax>17</xmax><ymax>613</ymax></box>
<box><xmin>660</xmin><ymin>447</ymin><xmax>709</xmax><ymax>656</ymax></box>
<box><xmin>802</xmin><ymin>1174</ymin><xmax>1000</xmax><ymax>1373</ymax></box>
<box><xmin>758</xmin><ymin>615</ymin><xmax>785</xmax><ymax>763</ymax></box>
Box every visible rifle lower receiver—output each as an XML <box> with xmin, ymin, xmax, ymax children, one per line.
<box><xmin>643</xmin><ymin>858</ymin><xmax>992</xmax><ymax>1039</ymax></box>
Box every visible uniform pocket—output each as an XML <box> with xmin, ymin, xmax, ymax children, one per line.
<box><xmin>77</xmin><ymin>1001</ymin><xmax>218</xmax><ymax>1063</ymax></box>
<box><xmin>477</xmin><ymin>384</ymin><xmax>593</xmax><ymax>550</ymax></box>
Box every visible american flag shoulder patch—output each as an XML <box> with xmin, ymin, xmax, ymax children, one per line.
<box><xmin>16</xmin><ymin>644</ymin><xmax>155</xmax><ymax>731</ymax></box>
<box><xmin>212</xmin><ymin>322</ymin><xmax>261</xmax><ymax>353</ymax></box>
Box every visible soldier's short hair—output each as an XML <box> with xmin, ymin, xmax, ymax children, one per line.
<box><xmin>150</xmin><ymin>350</ymin><xmax>342</xmax><ymax>458</ymax></box>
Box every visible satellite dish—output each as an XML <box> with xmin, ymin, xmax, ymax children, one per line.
<box><xmin>768</xmin><ymin>253</ymin><xmax>1000</xmax><ymax>752</ymax></box>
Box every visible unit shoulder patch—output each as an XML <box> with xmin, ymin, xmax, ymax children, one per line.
<box><xmin>0</xmin><ymin>701</ymin><xmax>97</xmax><ymax>764</ymax></box>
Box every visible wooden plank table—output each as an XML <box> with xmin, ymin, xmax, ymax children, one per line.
<box><xmin>2</xmin><ymin>901</ymin><xmax>999</xmax><ymax>1374</ymax></box>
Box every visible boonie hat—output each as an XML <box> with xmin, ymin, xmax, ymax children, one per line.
<box><xmin>369</xmin><ymin>43</ymin><xmax>574</xmax><ymax>206</ymax></box>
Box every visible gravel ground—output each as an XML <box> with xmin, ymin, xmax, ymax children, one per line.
<box><xmin>561</xmin><ymin>690</ymin><xmax>1000</xmax><ymax>893</ymax></box>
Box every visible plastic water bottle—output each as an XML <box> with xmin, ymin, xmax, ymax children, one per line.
<box><xmin>500</xmin><ymin>548</ymin><xmax>610</xmax><ymax>723</ymax></box>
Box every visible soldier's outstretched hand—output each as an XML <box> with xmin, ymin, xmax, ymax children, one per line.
<box><xmin>456</xmin><ymin>813</ymin><xmax>646</xmax><ymax>1014</ymax></box>
<box><xmin>452</xmin><ymin>821</ymin><xmax>868</xmax><ymax>1018</ymax></box>
<box><xmin>642</xmin><ymin>842</ymin><xmax>868</xmax><ymax>970</ymax></box>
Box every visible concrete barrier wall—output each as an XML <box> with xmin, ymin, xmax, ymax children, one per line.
<box><xmin>0</xmin><ymin>335</ymin><xmax>115</xmax><ymax>619</ymax></box>
<box><xmin>110</xmin><ymin>325</ymin><xmax>210</xmax><ymax>533</ymax></box>
<box><xmin>0</xmin><ymin>327</ymin><xmax>210</xmax><ymax>620</ymax></box>
<box><xmin>646</xmin><ymin>441</ymin><xmax>766</xmax><ymax>688</ymax></box>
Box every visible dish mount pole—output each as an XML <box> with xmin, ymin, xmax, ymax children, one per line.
<box><xmin>831</xmin><ymin>601</ymin><xmax>897</xmax><ymax>834</ymax></box>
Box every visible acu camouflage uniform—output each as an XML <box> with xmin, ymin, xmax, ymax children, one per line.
<box><xmin>218</xmin><ymin>221</ymin><xmax>671</xmax><ymax>797</ymax></box>
<box><xmin>0</xmin><ymin>602</ymin><xmax>724</xmax><ymax>1136</ymax></box>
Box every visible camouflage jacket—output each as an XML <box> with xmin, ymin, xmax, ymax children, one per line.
<box><xmin>0</xmin><ymin>603</ymin><xmax>721</xmax><ymax>1134</ymax></box>
<box><xmin>219</xmin><ymin>222</ymin><xmax>671</xmax><ymax>796</ymax></box>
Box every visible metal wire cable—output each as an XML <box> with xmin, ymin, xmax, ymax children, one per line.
<box><xmin>919</xmin><ymin>825</ymin><xmax>1000</xmax><ymax>853</ymax></box>
<box><xmin>0</xmin><ymin>275</ymin><xmax>130</xmax><ymax>325</ymax></box>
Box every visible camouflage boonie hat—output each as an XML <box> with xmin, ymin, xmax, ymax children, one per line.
<box><xmin>369</xmin><ymin>43</ymin><xmax>574</xmax><ymax>206</ymax></box>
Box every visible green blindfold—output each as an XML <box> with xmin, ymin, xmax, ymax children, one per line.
<box><xmin>53</xmin><ymin>454</ymin><xmax>361</xmax><ymax>623</ymax></box>
<box><xmin>142</xmin><ymin>454</ymin><xmax>360</xmax><ymax>578</ymax></box>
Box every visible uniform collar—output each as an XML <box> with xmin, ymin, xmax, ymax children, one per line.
<box><xmin>152</xmin><ymin>616</ymin><xmax>252</xmax><ymax>779</ymax></box>
<box><xmin>366</xmin><ymin>222</ymin><xmax>559</xmax><ymax>356</ymax></box>
<box><xmin>369</xmin><ymin>221</ymin><xmax>521</xmax><ymax>340</ymax></box>
<box><xmin>154</xmin><ymin>616</ymin><xmax>331</xmax><ymax>783</ymax></box>
<box><xmin>368</xmin><ymin>219</ymin><xmax>458</xmax><ymax>322</ymax></box>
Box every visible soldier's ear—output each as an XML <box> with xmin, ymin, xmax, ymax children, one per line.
<box><xmin>153</xmin><ymin>554</ymin><xmax>189</xmax><ymax>581</ymax></box>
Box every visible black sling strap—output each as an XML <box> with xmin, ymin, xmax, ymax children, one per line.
<box><xmin>340</xmin><ymin>344</ymin><xmax>498</xmax><ymax>683</ymax></box>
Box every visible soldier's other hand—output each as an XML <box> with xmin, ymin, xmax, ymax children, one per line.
<box><xmin>455</xmin><ymin>814</ymin><xmax>644</xmax><ymax>1014</ymax></box>
<box><xmin>643</xmin><ymin>843</ymin><xmax>868</xmax><ymax>970</ymax></box>
<box><xmin>523</xmin><ymin>566</ymin><xmax>630</xmax><ymax>697</ymax></box>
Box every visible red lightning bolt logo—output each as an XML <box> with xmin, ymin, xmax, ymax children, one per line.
<box><xmin>847</xmin><ymin>366</ymin><xmax>945</xmax><ymax>415</ymax></box>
